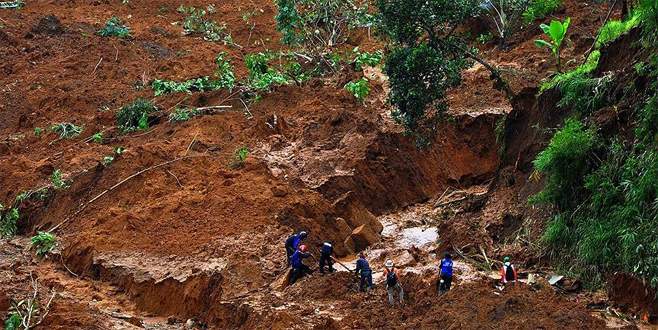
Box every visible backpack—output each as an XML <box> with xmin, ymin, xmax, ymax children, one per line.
<box><xmin>505</xmin><ymin>265</ymin><xmax>515</xmax><ymax>281</ymax></box>
<box><xmin>386</xmin><ymin>269</ymin><xmax>398</xmax><ymax>287</ymax></box>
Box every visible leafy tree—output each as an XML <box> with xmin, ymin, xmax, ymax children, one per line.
<box><xmin>377</xmin><ymin>0</ymin><xmax>512</xmax><ymax>145</ymax></box>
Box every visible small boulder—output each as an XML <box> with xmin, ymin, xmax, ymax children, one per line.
<box><xmin>344</xmin><ymin>224</ymin><xmax>380</xmax><ymax>253</ymax></box>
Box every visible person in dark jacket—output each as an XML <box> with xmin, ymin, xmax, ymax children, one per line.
<box><xmin>355</xmin><ymin>252</ymin><xmax>373</xmax><ymax>292</ymax></box>
<box><xmin>437</xmin><ymin>253</ymin><xmax>453</xmax><ymax>294</ymax></box>
<box><xmin>284</xmin><ymin>231</ymin><xmax>307</xmax><ymax>265</ymax></box>
<box><xmin>289</xmin><ymin>244</ymin><xmax>313</xmax><ymax>284</ymax></box>
<box><xmin>499</xmin><ymin>256</ymin><xmax>518</xmax><ymax>287</ymax></box>
<box><xmin>318</xmin><ymin>241</ymin><xmax>335</xmax><ymax>274</ymax></box>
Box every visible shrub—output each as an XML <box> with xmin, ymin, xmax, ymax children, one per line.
<box><xmin>245</xmin><ymin>52</ymin><xmax>290</xmax><ymax>91</ymax></box>
<box><xmin>31</xmin><ymin>232</ymin><xmax>56</xmax><ymax>257</ymax></box>
<box><xmin>275</xmin><ymin>0</ymin><xmax>375</xmax><ymax>49</ymax></box>
<box><xmin>534</xmin><ymin>17</ymin><xmax>570</xmax><ymax>72</ymax></box>
<box><xmin>531</xmin><ymin>118</ymin><xmax>596</xmax><ymax>209</ymax></box>
<box><xmin>345</xmin><ymin>78</ymin><xmax>370</xmax><ymax>103</ymax></box>
<box><xmin>117</xmin><ymin>98</ymin><xmax>156</xmax><ymax>132</ymax></box>
<box><xmin>482</xmin><ymin>0</ymin><xmax>530</xmax><ymax>46</ymax></box>
<box><xmin>169</xmin><ymin>107</ymin><xmax>201</xmax><ymax>123</ymax></box>
<box><xmin>178</xmin><ymin>5</ymin><xmax>234</xmax><ymax>44</ymax></box>
<box><xmin>91</xmin><ymin>132</ymin><xmax>103</xmax><ymax>143</ymax></box>
<box><xmin>0</xmin><ymin>208</ymin><xmax>19</xmax><ymax>238</ymax></box>
<box><xmin>51</xmin><ymin>169</ymin><xmax>69</xmax><ymax>189</ymax></box>
<box><xmin>214</xmin><ymin>52</ymin><xmax>236</xmax><ymax>90</ymax></box>
<box><xmin>51</xmin><ymin>122</ymin><xmax>82</xmax><ymax>139</ymax></box>
<box><xmin>352</xmin><ymin>47</ymin><xmax>383</xmax><ymax>70</ymax></box>
<box><xmin>97</xmin><ymin>17</ymin><xmax>131</xmax><ymax>38</ymax></box>
<box><xmin>522</xmin><ymin>0</ymin><xmax>562</xmax><ymax>23</ymax></box>
<box><xmin>230</xmin><ymin>147</ymin><xmax>249</xmax><ymax>169</ymax></box>
<box><xmin>34</xmin><ymin>127</ymin><xmax>42</xmax><ymax>137</ymax></box>
<box><xmin>4</xmin><ymin>313</ymin><xmax>21</xmax><ymax>330</ymax></box>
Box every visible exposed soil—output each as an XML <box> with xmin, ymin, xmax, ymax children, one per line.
<box><xmin>0</xmin><ymin>0</ymin><xmax>646</xmax><ymax>328</ymax></box>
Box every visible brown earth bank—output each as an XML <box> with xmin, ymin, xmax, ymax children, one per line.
<box><xmin>0</xmin><ymin>0</ymin><xmax>642</xmax><ymax>328</ymax></box>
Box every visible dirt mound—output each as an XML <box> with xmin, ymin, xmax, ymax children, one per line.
<box><xmin>29</xmin><ymin>15</ymin><xmax>65</xmax><ymax>36</ymax></box>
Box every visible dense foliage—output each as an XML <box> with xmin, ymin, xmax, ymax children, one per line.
<box><xmin>535</xmin><ymin>1</ymin><xmax>658</xmax><ymax>288</ymax></box>
<box><xmin>522</xmin><ymin>0</ymin><xmax>562</xmax><ymax>23</ymax></box>
<box><xmin>117</xmin><ymin>98</ymin><xmax>157</xmax><ymax>132</ymax></box>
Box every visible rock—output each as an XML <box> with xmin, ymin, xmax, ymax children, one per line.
<box><xmin>344</xmin><ymin>224</ymin><xmax>380</xmax><ymax>253</ymax></box>
<box><xmin>393</xmin><ymin>250</ymin><xmax>416</xmax><ymax>268</ymax></box>
<box><xmin>271</xmin><ymin>186</ymin><xmax>288</xmax><ymax>197</ymax></box>
<box><xmin>334</xmin><ymin>217</ymin><xmax>352</xmax><ymax>238</ymax></box>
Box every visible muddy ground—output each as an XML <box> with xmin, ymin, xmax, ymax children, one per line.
<box><xmin>0</xmin><ymin>0</ymin><xmax>647</xmax><ymax>329</ymax></box>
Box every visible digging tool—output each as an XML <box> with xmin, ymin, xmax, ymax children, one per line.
<box><xmin>331</xmin><ymin>256</ymin><xmax>354</xmax><ymax>272</ymax></box>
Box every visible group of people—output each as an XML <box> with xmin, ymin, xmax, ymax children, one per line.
<box><xmin>284</xmin><ymin>230</ymin><xmax>519</xmax><ymax>306</ymax></box>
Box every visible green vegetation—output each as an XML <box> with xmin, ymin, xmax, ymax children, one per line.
<box><xmin>534</xmin><ymin>17</ymin><xmax>570</xmax><ymax>72</ymax></box>
<box><xmin>0</xmin><ymin>0</ymin><xmax>24</xmax><ymax>9</ymax></box>
<box><xmin>531</xmin><ymin>119</ymin><xmax>596</xmax><ymax>209</ymax></box>
<box><xmin>31</xmin><ymin>232</ymin><xmax>56</xmax><ymax>257</ymax></box>
<box><xmin>245</xmin><ymin>52</ymin><xmax>290</xmax><ymax>91</ymax></box>
<box><xmin>97</xmin><ymin>17</ymin><xmax>131</xmax><ymax>38</ymax></box>
<box><xmin>352</xmin><ymin>47</ymin><xmax>383</xmax><ymax>71</ymax></box>
<box><xmin>483</xmin><ymin>0</ymin><xmax>530</xmax><ymax>46</ymax></box>
<box><xmin>116</xmin><ymin>98</ymin><xmax>156</xmax><ymax>132</ymax></box>
<box><xmin>169</xmin><ymin>107</ymin><xmax>201</xmax><ymax>123</ymax></box>
<box><xmin>0</xmin><ymin>208</ymin><xmax>19</xmax><ymax>238</ymax></box>
<box><xmin>51</xmin><ymin>169</ymin><xmax>69</xmax><ymax>189</ymax></box>
<box><xmin>33</xmin><ymin>127</ymin><xmax>42</xmax><ymax>137</ymax></box>
<box><xmin>177</xmin><ymin>5</ymin><xmax>234</xmax><ymax>44</ymax></box>
<box><xmin>377</xmin><ymin>0</ymin><xmax>510</xmax><ymax>146</ymax></box>
<box><xmin>152</xmin><ymin>52</ymin><xmax>235</xmax><ymax>96</ymax></box>
<box><xmin>345</xmin><ymin>78</ymin><xmax>370</xmax><ymax>103</ymax></box>
<box><xmin>230</xmin><ymin>147</ymin><xmax>249</xmax><ymax>169</ymax></box>
<box><xmin>477</xmin><ymin>32</ymin><xmax>494</xmax><ymax>44</ymax></box>
<box><xmin>51</xmin><ymin>122</ymin><xmax>82</xmax><ymax>139</ymax></box>
<box><xmin>4</xmin><ymin>313</ymin><xmax>21</xmax><ymax>330</ymax></box>
<box><xmin>91</xmin><ymin>132</ymin><xmax>103</xmax><ymax>143</ymax></box>
<box><xmin>275</xmin><ymin>0</ymin><xmax>375</xmax><ymax>49</ymax></box>
<box><xmin>522</xmin><ymin>0</ymin><xmax>562</xmax><ymax>23</ymax></box>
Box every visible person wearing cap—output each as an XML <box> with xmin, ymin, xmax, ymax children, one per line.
<box><xmin>354</xmin><ymin>252</ymin><xmax>372</xmax><ymax>292</ymax></box>
<box><xmin>383</xmin><ymin>259</ymin><xmax>404</xmax><ymax>306</ymax></box>
<box><xmin>318</xmin><ymin>241</ymin><xmax>335</xmax><ymax>274</ymax></box>
<box><xmin>289</xmin><ymin>244</ymin><xmax>313</xmax><ymax>284</ymax></box>
<box><xmin>438</xmin><ymin>252</ymin><xmax>453</xmax><ymax>294</ymax></box>
<box><xmin>284</xmin><ymin>230</ymin><xmax>308</xmax><ymax>265</ymax></box>
<box><xmin>499</xmin><ymin>256</ymin><xmax>518</xmax><ymax>286</ymax></box>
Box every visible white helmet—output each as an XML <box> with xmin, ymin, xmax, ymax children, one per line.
<box><xmin>385</xmin><ymin>260</ymin><xmax>394</xmax><ymax>268</ymax></box>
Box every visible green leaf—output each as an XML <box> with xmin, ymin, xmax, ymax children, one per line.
<box><xmin>539</xmin><ymin>23</ymin><xmax>551</xmax><ymax>34</ymax></box>
<box><xmin>534</xmin><ymin>39</ymin><xmax>553</xmax><ymax>49</ymax></box>
<box><xmin>549</xmin><ymin>20</ymin><xmax>564</xmax><ymax>41</ymax></box>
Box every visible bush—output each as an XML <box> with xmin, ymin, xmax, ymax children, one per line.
<box><xmin>352</xmin><ymin>47</ymin><xmax>383</xmax><ymax>70</ymax></box>
<box><xmin>0</xmin><ymin>208</ymin><xmax>19</xmax><ymax>238</ymax></box>
<box><xmin>178</xmin><ymin>5</ymin><xmax>234</xmax><ymax>44</ymax></box>
<box><xmin>531</xmin><ymin>118</ymin><xmax>596</xmax><ymax>209</ymax></box>
<box><xmin>522</xmin><ymin>0</ymin><xmax>562</xmax><ymax>23</ymax></box>
<box><xmin>117</xmin><ymin>99</ymin><xmax>157</xmax><ymax>132</ymax></box>
<box><xmin>4</xmin><ymin>313</ymin><xmax>21</xmax><ymax>330</ymax></box>
<box><xmin>275</xmin><ymin>0</ymin><xmax>375</xmax><ymax>49</ymax></box>
<box><xmin>31</xmin><ymin>232</ymin><xmax>56</xmax><ymax>257</ymax></box>
<box><xmin>596</xmin><ymin>12</ymin><xmax>641</xmax><ymax>48</ymax></box>
<box><xmin>51</xmin><ymin>122</ymin><xmax>82</xmax><ymax>139</ymax></box>
<box><xmin>51</xmin><ymin>169</ymin><xmax>69</xmax><ymax>189</ymax></box>
<box><xmin>97</xmin><ymin>17</ymin><xmax>131</xmax><ymax>38</ymax></box>
<box><xmin>245</xmin><ymin>52</ymin><xmax>290</xmax><ymax>91</ymax></box>
<box><xmin>345</xmin><ymin>78</ymin><xmax>370</xmax><ymax>103</ymax></box>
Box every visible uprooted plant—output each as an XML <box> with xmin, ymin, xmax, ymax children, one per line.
<box><xmin>50</xmin><ymin>169</ymin><xmax>69</xmax><ymax>190</ymax></box>
<box><xmin>0</xmin><ymin>207</ymin><xmax>19</xmax><ymax>238</ymax></box>
<box><xmin>50</xmin><ymin>122</ymin><xmax>82</xmax><ymax>139</ymax></box>
<box><xmin>97</xmin><ymin>16</ymin><xmax>131</xmax><ymax>38</ymax></box>
<box><xmin>31</xmin><ymin>232</ymin><xmax>57</xmax><ymax>257</ymax></box>
<box><xmin>4</xmin><ymin>275</ymin><xmax>56</xmax><ymax>330</ymax></box>
<box><xmin>116</xmin><ymin>98</ymin><xmax>157</xmax><ymax>132</ymax></box>
<box><xmin>152</xmin><ymin>52</ymin><xmax>236</xmax><ymax>96</ymax></box>
<box><xmin>177</xmin><ymin>5</ymin><xmax>236</xmax><ymax>45</ymax></box>
<box><xmin>345</xmin><ymin>77</ymin><xmax>370</xmax><ymax>103</ymax></box>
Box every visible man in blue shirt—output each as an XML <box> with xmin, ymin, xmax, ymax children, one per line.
<box><xmin>354</xmin><ymin>252</ymin><xmax>372</xmax><ymax>292</ymax></box>
<box><xmin>284</xmin><ymin>231</ymin><xmax>307</xmax><ymax>265</ymax></box>
<box><xmin>438</xmin><ymin>253</ymin><xmax>453</xmax><ymax>294</ymax></box>
<box><xmin>289</xmin><ymin>244</ymin><xmax>313</xmax><ymax>285</ymax></box>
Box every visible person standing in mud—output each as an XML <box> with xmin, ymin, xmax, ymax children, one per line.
<box><xmin>437</xmin><ymin>253</ymin><xmax>453</xmax><ymax>295</ymax></box>
<box><xmin>318</xmin><ymin>241</ymin><xmax>335</xmax><ymax>274</ymax></box>
<box><xmin>383</xmin><ymin>260</ymin><xmax>404</xmax><ymax>306</ymax></box>
<box><xmin>285</xmin><ymin>231</ymin><xmax>307</xmax><ymax>265</ymax></box>
<box><xmin>500</xmin><ymin>256</ymin><xmax>518</xmax><ymax>287</ymax></box>
<box><xmin>354</xmin><ymin>252</ymin><xmax>372</xmax><ymax>292</ymax></box>
<box><xmin>289</xmin><ymin>244</ymin><xmax>313</xmax><ymax>284</ymax></box>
